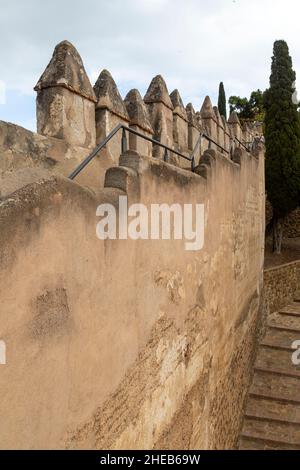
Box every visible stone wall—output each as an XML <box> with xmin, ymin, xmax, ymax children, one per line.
<box><xmin>0</xmin><ymin>39</ymin><xmax>265</xmax><ymax>450</ymax></box>
<box><xmin>0</xmin><ymin>120</ymin><xmax>114</xmax><ymax>193</ymax></box>
<box><xmin>264</xmin><ymin>260</ymin><xmax>300</xmax><ymax>315</ymax></box>
<box><xmin>0</xmin><ymin>141</ymin><xmax>265</xmax><ymax>449</ymax></box>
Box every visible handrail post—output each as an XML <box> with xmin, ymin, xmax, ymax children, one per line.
<box><xmin>121</xmin><ymin>127</ymin><xmax>127</xmax><ymax>154</ymax></box>
<box><xmin>191</xmin><ymin>156</ymin><xmax>196</xmax><ymax>172</ymax></box>
<box><xmin>230</xmin><ymin>139</ymin><xmax>234</xmax><ymax>159</ymax></box>
<box><xmin>163</xmin><ymin>148</ymin><xmax>168</xmax><ymax>163</ymax></box>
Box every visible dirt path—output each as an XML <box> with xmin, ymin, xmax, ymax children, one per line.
<box><xmin>265</xmin><ymin>238</ymin><xmax>300</xmax><ymax>269</ymax></box>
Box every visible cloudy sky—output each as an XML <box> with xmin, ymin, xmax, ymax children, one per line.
<box><xmin>0</xmin><ymin>0</ymin><xmax>299</xmax><ymax>131</ymax></box>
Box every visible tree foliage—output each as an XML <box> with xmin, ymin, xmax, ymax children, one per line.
<box><xmin>229</xmin><ymin>90</ymin><xmax>264</xmax><ymax>122</ymax></box>
<box><xmin>264</xmin><ymin>40</ymin><xmax>300</xmax><ymax>252</ymax></box>
<box><xmin>218</xmin><ymin>82</ymin><xmax>227</xmax><ymax>119</ymax></box>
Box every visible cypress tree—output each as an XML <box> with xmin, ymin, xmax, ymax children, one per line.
<box><xmin>218</xmin><ymin>82</ymin><xmax>227</xmax><ymax>120</ymax></box>
<box><xmin>264</xmin><ymin>40</ymin><xmax>300</xmax><ymax>253</ymax></box>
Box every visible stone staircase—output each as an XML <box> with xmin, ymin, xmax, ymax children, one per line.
<box><xmin>239</xmin><ymin>295</ymin><xmax>300</xmax><ymax>450</ymax></box>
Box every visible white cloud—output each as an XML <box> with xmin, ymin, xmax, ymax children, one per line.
<box><xmin>0</xmin><ymin>0</ymin><xmax>300</xmax><ymax>124</ymax></box>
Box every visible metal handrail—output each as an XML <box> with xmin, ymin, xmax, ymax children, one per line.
<box><xmin>69</xmin><ymin>124</ymin><xmax>123</xmax><ymax>180</ymax></box>
<box><xmin>68</xmin><ymin>124</ymin><xmax>253</xmax><ymax>180</ymax></box>
<box><xmin>202</xmin><ymin>132</ymin><xmax>230</xmax><ymax>155</ymax></box>
<box><xmin>234</xmin><ymin>137</ymin><xmax>251</xmax><ymax>152</ymax></box>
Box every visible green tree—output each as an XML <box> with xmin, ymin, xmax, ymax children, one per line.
<box><xmin>249</xmin><ymin>89</ymin><xmax>265</xmax><ymax>121</ymax></box>
<box><xmin>264</xmin><ymin>40</ymin><xmax>300</xmax><ymax>253</ymax></box>
<box><xmin>229</xmin><ymin>90</ymin><xmax>264</xmax><ymax>122</ymax></box>
<box><xmin>218</xmin><ymin>82</ymin><xmax>227</xmax><ymax>119</ymax></box>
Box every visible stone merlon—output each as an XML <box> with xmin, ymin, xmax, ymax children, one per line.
<box><xmin>124</xmin><ymin>89</ymin><xmax>153</xmax><ymax>134</ymax></box>
<box><xmin>222</xmin><ymin>115</ymin><xmax>230</xmax><ymax>133</ymax></box>
<box><xmin>213</xmin><ymin>106</ymin><xmax>224</xmax><ymax>128</ymax></box>
<box><xmin>228</xmin><ymin>111</ymin><xmax>241</xmax><ymax>125</ymax></box>
<box><xmin>94</xmin><ymin>69</ymin><xmax>129</xmax><ymax>121</ymax></box>
<box><xmin>200</xmin><ymin>96</ymin><xmax>215</xmax><ymax>119</ymax></box>
<box><xmin>186</xmin><ymin>103</ymin><xmax>199</xmax><ymax>128</ymax></box>
<box><xmin>34</xmin><ymin>40</ymin><xmax>97</xmax><ymax>103</ymax></box>
<box><xmin>144</xmin><ymin>75</ymin><xmax>174</xmax><ymax>110</ymax></box>
<box><xmin>170</xmin><ymin>89</ymin><xmax>187</xmax><ymax>121</ymax></box>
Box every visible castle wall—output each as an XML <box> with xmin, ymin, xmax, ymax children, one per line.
<box><xmin>0</xmin><ymin>120</ymin><xmax>114</xmax><ymax>192</ymax></box>
<box><xmin>0</xmin><ymin>143</ymin><xmax>265</xmax><ymax>449</ymax></box>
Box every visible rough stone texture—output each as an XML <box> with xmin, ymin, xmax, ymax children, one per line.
<box><xmin>0</xmin><ymin>140</ymin><xmax>265</xmax><ymax>449</ymax></box>
<box><xmin>186</xmin><ymin>103</ymin><xmax>199</xmax><ymax>130</ymax></box>
<box><xmin>94</xmin><ymin>69</ymin><xmax>129</xmax><ymax>121</ymax></box>
<box><xmin>169</xmin><ymin>90</ymin><xmax>188</xmax><ymax>157</ymax></box>
<box><xmin>213</xmin><ymin>106</ymin><xmax>226</xmax><ymax>154</ymax></box>
<box><xmin>94</xmin><ymin>69</ymin><xmax>129</xmax><ymax>163</ymax></box>
<box><xmin>222</xmin><ymin>116</ymin><xmax>231</xmax><ymax>153</ymax></box>
<box><xmin>35</xmin><ymin>41</ymin><xmax>96</xmax><ymax>148</ymax></box>
<box><xmin>34</xmin><ymin>41</ymin><xmax>96</xmax><ymax>102</ymax></box>
<box><xmin>144</xmin><ymin>75</ymin><xmax>173</xmax><ymax>109</ymax></box>
<box><xmin>170</xmin><ymin>89</ymin><xmax>187</xmax><ymax>120</ymax></box>
<box><xmin>124</xmin><ymin>89</ymin><xmax>153</xmax><ymax>157</ymax></box>
<box><xmin>264</xmin><ymin>261</ymin><xmax>300</xmax><ymax>315</ymax></box>
<box><xmin>144</xmin><ymin>75</ymin><xmax>174</xmax><ymax>159</ymax></box>
<box><xmin>200</xmin><ymin>96</ymin><xmax>217</xmax><ymax>148</ymax></box>
<box><xmin>186</xmin><ymin>103</ymin><xmax>201</xmax><ymax>165</ymax></box>
<box><xmin>0</xmin><ymin>120</ymin><xmax>109</xmax><ymax>191</ymax></box>
<box><xmin>228</xmin><ymin>111</ymin><xmax>242</xmax><ymax>142</ymax></box>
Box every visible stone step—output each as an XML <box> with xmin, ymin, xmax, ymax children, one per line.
<box><xmin>279</xmin><ymin>303</ymin><xmax>300</xmax><ymax>316</ymax></box>
<box><xmin>268</xmin><ymin>312</ymin><xmax>300</xmax><ymax>331</ymax></box>
<box><xmin>261</xmin><ymin>328</ymin><xmax>299</xmax><ymax>350</ymax></box>
<box><xmin>250</xmin><ymin>370</ymin><xmax>300</xmax><ymax>403</ymax></box>
<box><xmin>239</xmin><ymin>436</ymin><xmax>300</xmax><ymax>450</ymax></box>
<box><xmin>241</xmin><ymin>417</ymin><xmax>300</xmax><ymax>447</ymax></box>
<box><xmin>246</xmin><ymin>396</ymin><xmax>300</xmax><ymax>424</ymax></box>
<box><xmin>254</xmin><ymin>346</ymin><xmax>300</xmax><ymax>377</ymax></box>
<box><xmin>294</xmin><ymin>293</ymin><xmax>300</xmax><ymax>303</ymax></box>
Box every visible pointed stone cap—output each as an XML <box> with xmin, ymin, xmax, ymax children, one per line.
<box><xmin>213</xmin><ymin>106</ymin><xmax>224</xmax><ymax>128</ymax></box>
<box><xmin>228</xmin><ymin>111</ymin><xmax>241</xmax><ymax>125</ymax></box>
<box><xmin>144</xmin><ymin>75</ymin><xmax>173</xmax><ymax>110</ymax></box>
<box><xmin>124</xmin><ymin>89</ymin><xmax>153</xmax><ymax>134</ymax></box>
<box><xmin>186</xmin><ymin>103</ymin><xmax>198</xmax><ymax>127</ymax></box>
<box><xmin>200</xmin><ymin>96</ymin><xmax>215</xmax><ymax>119</ymax></box>
<box><xmin>195</xmin><ymin>112</ymin><xmax>203</xmax><ymax>129</ymax></box>
<box><xmin>94</xmin><ymin>69</ymin><xmax>129</xmax><ymax>121</ymax></box>
<box><xmin>34</xmin><ymin>40</ymin><xmax>96</xmax><ymax>103</ymax></box>
<box><xmin>170</xmin><ymin>89</ymin><xmax>187</xmax><ymax>120</ymax></box>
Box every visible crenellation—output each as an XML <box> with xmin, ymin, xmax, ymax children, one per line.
<box><xmin>222</xmin><ymin>116</ymin><xmax>231</xmax><ymax>153</ymax></box>
<box><xmin>124</xmin><ymin>89</ymin><xmax>153</xmax><ymax>158</ymax></box>
<box><xmin>34</xmin><ymin>40</ymin><xmax>96</xmax><ymax>149</ymax></box>
<box><xmin>213</xmin><ymin>106</ymin><xmax>226</xmax><ymax>153</ymax></box>
<box><xmin>228</xmin><ymin>111</ymin><xmax>242</xmax><ymax>142</ymax></box>
<box><xmin>94</xmin><ymin>69</ymin><xmax>130</xmax><ymax>163</ymax></box>
<box><xmin>200</xmin><ymin>96</ymin><xmax>218</xmax><ymax>151</ymax></box>
<box><xmin>144</xmin><ymin>75</ymin><xmax>174</xmax><ymax>159</ymax></box>
<box><xmin>30</xmin><ymin>40</ymin><xmax>262</xmax><ymax>182</ymax></box>
<box><xmin>170</xmin><ymin>89</ymin><xmax>189</xmax><ymax>158</ymax></box>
